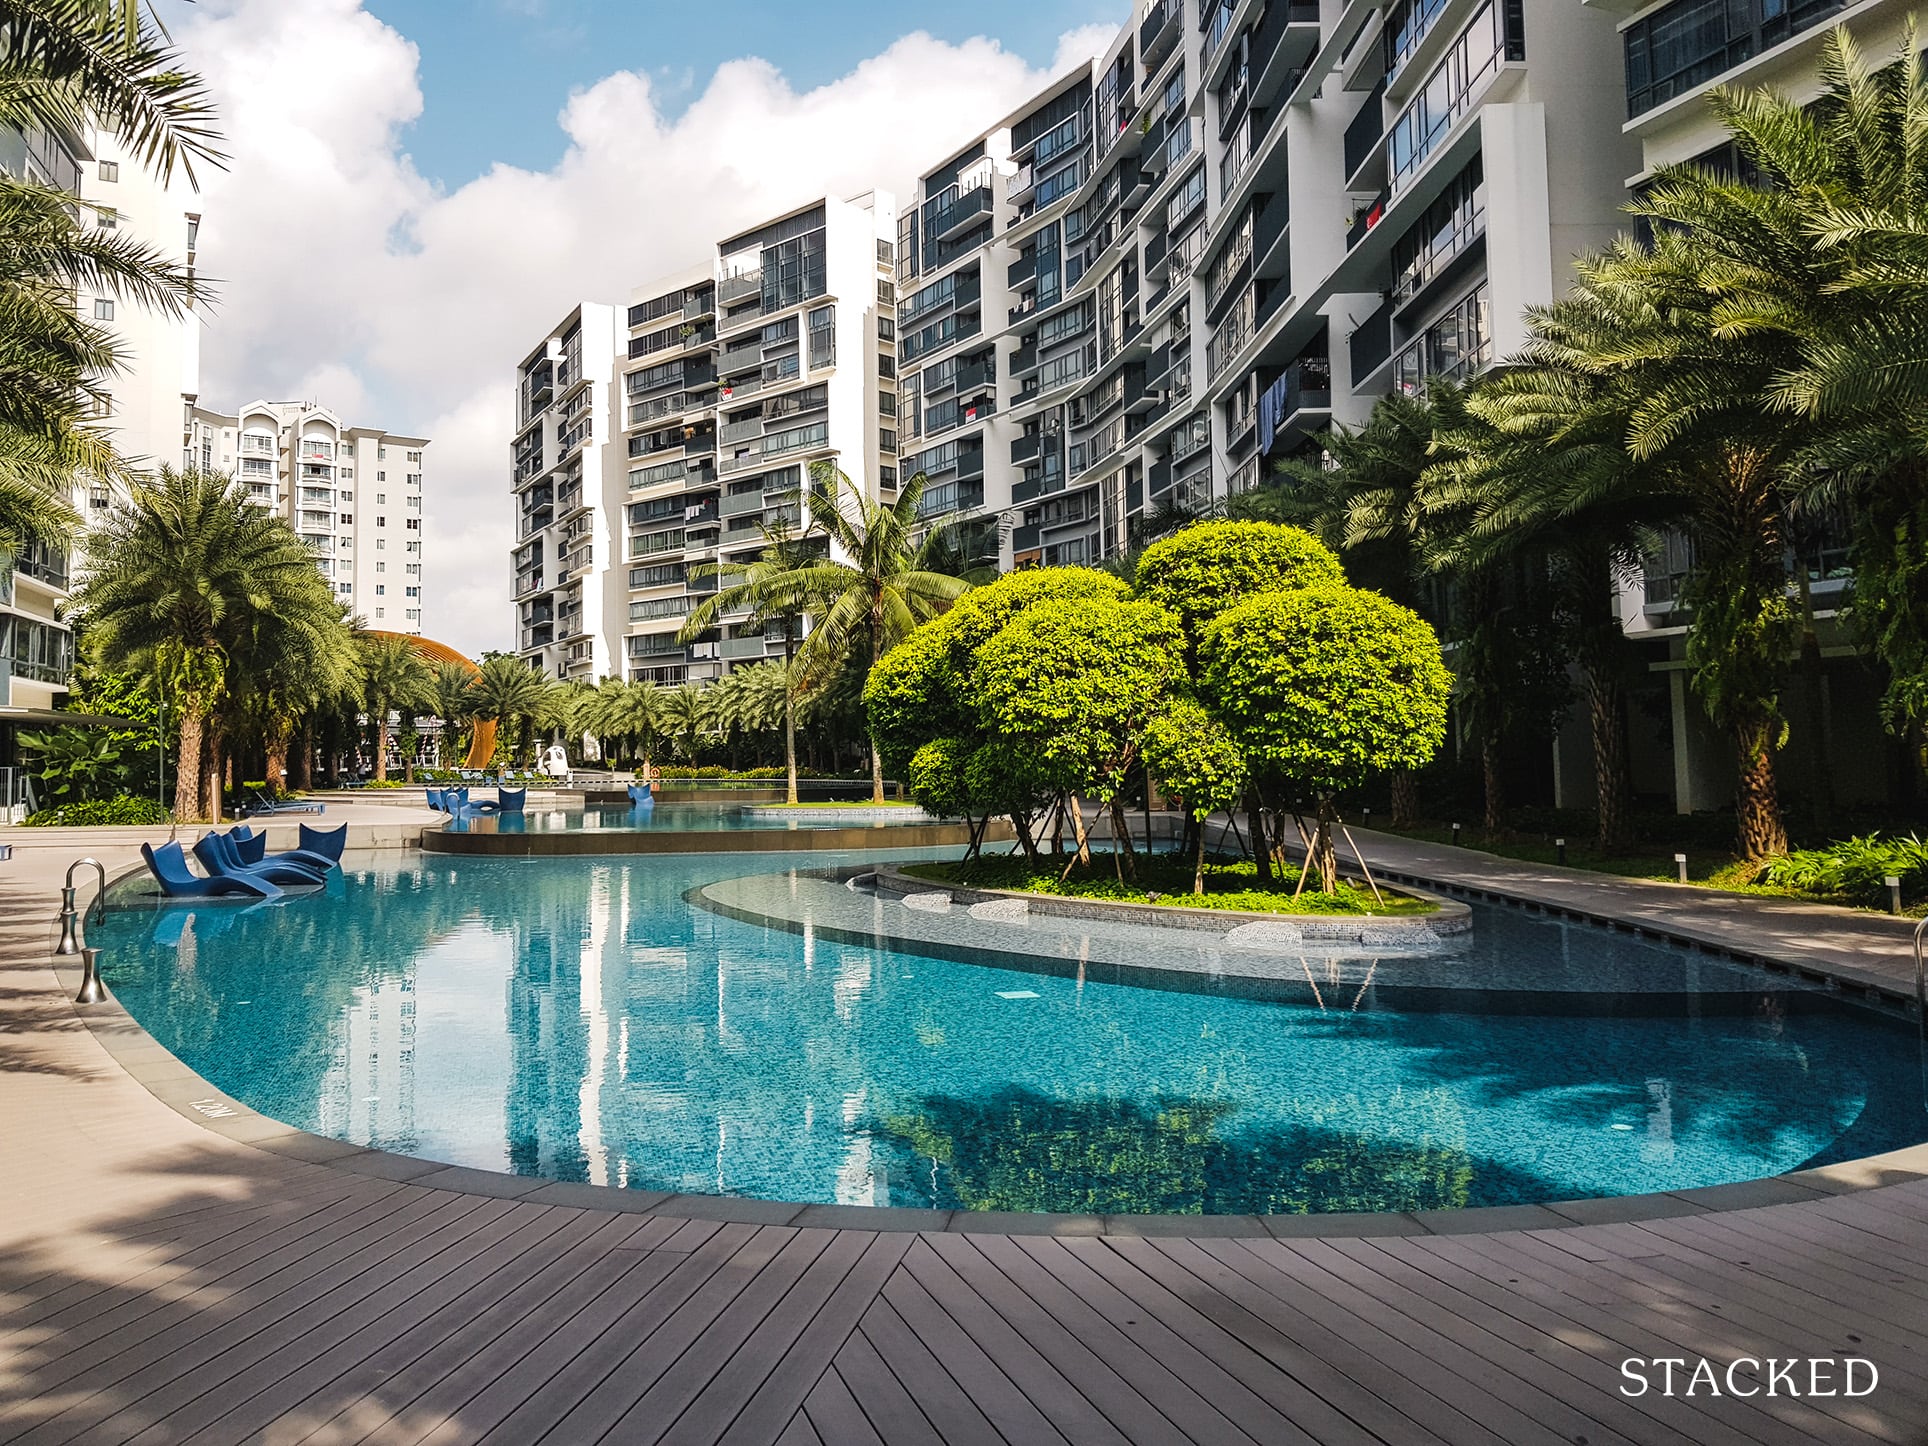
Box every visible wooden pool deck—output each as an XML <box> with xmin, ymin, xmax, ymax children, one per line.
<box><xmin>3</xmin><ymin>837</ymin><xmax>1927</xmax><ymax>1444</ymax></box>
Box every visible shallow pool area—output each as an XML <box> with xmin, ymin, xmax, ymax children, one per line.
<box><xmin>93</xmin><ymin>849</ymin><xmax>1928</xmax><ymax>1216</ymax></box>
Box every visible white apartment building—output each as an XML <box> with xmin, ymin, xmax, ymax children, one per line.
<box><xmin>186</xmin><ymin>401</ymin><xmax>429</xmax><ymax>632</ymax></box>
<box><xmin>514</xmin><ymin>193</ymin><xmax>901</xmax><ymax>685</ymax></box>
<box><xmin>79</xmin><ymin>131</ymin><xmax>204</xmax><ymax>476</ymax></box>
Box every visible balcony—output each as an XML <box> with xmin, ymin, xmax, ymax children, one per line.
<box><xmin>1011</xmin><ymin>432</ymin><xmax>1044</xmax><ymax>465</ymax></box>
<box><xmin>718</xmin><ymin>270</ymin><xmax>762</xmax><ymax>305</ymax></box>
<box><xmin>1344</xmin><ymin>74</ymin><xmax>1386</xmax><ymax>185</ymax></box>
<box><xmin>1140</xmin><ymin>0</ymin><xmax>1180</xmax><ymax>72</ymax></box>
<box><xmin>1625</xmin><ymin>0</ymin><xmax>1844</xmax><ymax>119</ymax></box>
<box><xmin>929</xmin><ymin>184</ymin><xmax>992</xmax><ymax>240</ymax></box>
<box><xmin>1007</xmin><ymin>252</ymin><xmax>1037</xmax><ymax>289</ymax></box>
<box><xmin>1253</xmin><ymin>1</ymin><xmax>1323</xmax><ymax>104</ymax></box>
<box><xmin>720</xmin><ymin>417</ymin><xmax>763</xmax><ymax>445</ymax></box>
<box><xmin>1348</xmin><ymin>296</ymin><xmax>1394</xmax><ymax>383</ymax></box>
<box><xmin>721</xmin><ymin>488</ymin><xmax>766</xmax><ymax>519</ymax></box>
<box><xmin>720</xmin><ymin>635</ymin><xmax>768</xmax><ymax>661</ymax></box>
<box><xmin>1257</xmin><ymin>357</ymin><xmax>1332</xmax><ymax>453</ymax></box>
<box><xmin>1346</xmin><ymin>189</ymin><xmax>1388</xmax><ymax>250</ymax></box>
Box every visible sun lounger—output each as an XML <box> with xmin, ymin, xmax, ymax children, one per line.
<box><xmin>247</xmin><ymin>791</ymin><xmax>325</xmax><ymax>816</ymax></box>
<box><xmin>299</xmin><ymin>823</ymin><xmax>348</xmax><ymax>862</ymax></box>
<box><xmin>141</xmin><ymin>841</ymin><xmax>282</xmax><ymax>901</ymax></box>
<box><xmin>193</xmin><ymin>833</ymin><xmax>328</xmax><ymax>887</ymax></box>
<box><xmin>224</xmin><ymin>826</ymin><xmax>338</xmax><ymax>875</ymax></box>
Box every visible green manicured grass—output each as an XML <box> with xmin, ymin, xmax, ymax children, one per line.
<box><xmin>903</xmin><ymin>856</ymin><xmax>1436</xmax><ymax>916</ymax></box>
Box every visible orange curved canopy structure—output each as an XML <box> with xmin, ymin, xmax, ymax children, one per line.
<box><xmin>366</xmin><ymin>630</ymin><xmax>496</xmax><ymax>769</ymax></box>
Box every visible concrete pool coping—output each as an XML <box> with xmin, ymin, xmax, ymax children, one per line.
<box><xmin>64</xmin><ymin>851</ymin><xmax>1928</xmax><ymax>1240</ymax></box>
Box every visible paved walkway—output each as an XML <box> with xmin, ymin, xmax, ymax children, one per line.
<box><xmin>3</xmin><ymin>834</ymin><xmax>1928</xmax><ymax>1443</ymax></box>
<box><xmin>1332</xmin><ymin>828</ymin><xmax>1925</xmax><ymax>1005</ymax></box>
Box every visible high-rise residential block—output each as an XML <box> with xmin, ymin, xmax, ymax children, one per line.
<box><xmin>513</xmin><ymin>193</ymin><xmax>900</xmax><ymax>684</ymax></box>
<box><xmin>186</xmin><ymin>401</ymin><xmax>429</xmax><ymax>632</ymax></box>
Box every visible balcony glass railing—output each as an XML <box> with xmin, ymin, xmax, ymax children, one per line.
<box><xmin>1392</xmin><ymin>283</ymin><xmax>1491</xmax><ymax>396</ymax></box>
<box><xmin>1387</xmin><ymin>2</ymin><xmax>1520</xmax><ymax>192</ymax></box>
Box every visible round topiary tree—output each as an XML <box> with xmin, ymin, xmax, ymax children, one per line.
<box><xmin>1133</xmin><ymin>521</ymin><xmax>1345</xmax><ymax>650</ymax></box>
<box><xmin>972</xmin><ymin>595</ymin><xmax>1185</xmax><ymax>876</ymax></box>
<box><xmin>865</xmin><ymin>619</ymin><xmax>972</xmax><ymax>779</ymax></box>
<box><xmin>1199</xmin><ymin>584</ymin><xmax>1450</xmax><ymax>891</ymax></box>
<box><xmin>1142</xmin><ymin>697</ymin><xmax>1248</xmax><ymax>894</ymax></box>
<box><xmin>866</xmin><ymin>565</ymin><xmax>1133</xmax><ymax>847</ymax></box>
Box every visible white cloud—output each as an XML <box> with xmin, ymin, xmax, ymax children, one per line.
<box><xmin>174</xmin><ymin>1</ymin><xmax>1116</xmax><ymax>658</ymax></box>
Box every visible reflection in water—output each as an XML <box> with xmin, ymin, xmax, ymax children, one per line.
<box><xmin>874</xmin><ymin>1088</ymin><xmax>1539</xmax><ymax>1214</ymax></box>
<box><xmin>94</xmin><ymin>854</ymin><xmax>1928</xmax><ymax>1214</ymax></box>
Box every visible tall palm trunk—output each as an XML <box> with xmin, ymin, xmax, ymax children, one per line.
<box><xmin>1583</xmin><ymin>664</ymin><xmax>1633</xmax><ymax>852</ymax></box>
<box><xmin>174</xmin><ymin>703</ymin><xmax>205</xmax><ymax>820</ymax></box>
<box><xmin>1571</xmin><ymin>556</ymin><xmax>1634</xmax><ymax>852</ymax></box>
<box><xmin>782</xmin><ymin>622</ymin><xmax>799</xmax><ymax>806</ymax></box>
<box><xmin>1480</xmin><ymin>734</ymin><xmax>1505</xmax><ymax>833</ymax></box>
<box><xmin>264</xmin><ymin>716</ymin><xmax>292</xmax><ymax>795</ymax></box>
<box><xmin>1735</xmin><ymin>718</ymin><xmax>1789</xmax><ymax>860</ymax></box>
<box><xmin>868</xmin><ymin>603</ymin><xmax>886</xmax><ymax>805</ymax></box>
<box><xmin>374</xmin><ymin>704</ymin><xmax>391</xmax><ymax>782</ymax></box>
<box><xmin>290</xmin><ymin>722</ymin><xmax>313</xmax><ymax>790</ymax></box>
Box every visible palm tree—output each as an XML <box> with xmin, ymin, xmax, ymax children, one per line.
<box><xmin>1628</xmin><ymin>28</ymin><xmax>1928</xmax><ymax>774</ymax></box>
<box><xmin>1500</xmin><ymin>232</ymin><xmax>1806</xmax><ymax>860</ymax></box>
<box><xmin>789</xmin><ymin>464</ymin><xmax>974</xmax><ymax>802</ymax></box>
<box><xmin>1</xmin><ymin>0</ymin><xmax>222</xmax><ymax>536</ymax></box>
<box><xmin>678</xmin><ymin>514</ymin><xmax>823</xmax><ymax>803</ymax></box>
<box><xmin>466</xmin><ymin>655</ymin><xmax>552</xmax><ymax>769</ymax></box>
<box><xmin>583</xmin><ymin>676</ymin><xmax>665</xmax><ymax>770</ymax></box>
<box><xmin>430</xmin><ymin>661</ymin><xmax>477</xmax><ymax>768</ymax></box>
<box><xmin>247</xmin><ymin>604</ymin><xmax>360</xmax><ymax>792</ymax></box>
<box><xmin>71</xmin><ymin>467</ymin><xmax>345</xmax><ymax>820</ymax></box>
<box><xmin>358</xmin><ymin>634</ymin><xmax>434</xmax><ymax>781</ymax></box>
<box><xmin>1424</xmin><ymin>373</ymin><xmax>1660</xmax><ymax>851</ymax></box>
<box><xmin>0</xmin><ymin>0</ymin><xmax>226</xmax><ymax>185</ymax></box>
<box><xmin>657</xmin><ymin>683</ymin><xmax>713</xmax><ymax>763</ymax></box>
<box><xmin>0</xmin><ymin>171</ymin><xmax>197</xmax><ymax>538</ymax></box>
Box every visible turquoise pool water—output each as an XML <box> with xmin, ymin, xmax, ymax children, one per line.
<box><xmin>93</xmin><ymin>851</ymin><xmax>1927</xmax><ymax>1215</ymax></box>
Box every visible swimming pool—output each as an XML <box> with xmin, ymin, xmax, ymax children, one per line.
<box><xmin>93</xmin><ymin>850</ymin><xmax>1928</xmax><ymax>1216</ymax></box>
<box><xmin>442</xmin><ymin>802</ymin><xmax>932</xmax><ymax>834</ymax></box>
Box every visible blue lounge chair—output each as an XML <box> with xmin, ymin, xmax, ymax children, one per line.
<box><xmin>471</xmin><ymin>786</ymin><xmax>525</xmax><ymax>816</ymax></box>
<box><xmin>142</xmin><ymin>842</ymin><xmax>282</xmax><ymax>901</ymax></box>
<box><xmin>229</xmin><ymin>824</ymin><xmax>268</xmax><ymax>864</ymax></box>
<box><xmin>298</xmin><ymin>823</ymin><xmax>348</xmax><ymax>862</ymax></box>
<box><xmin>426</xmin><ymin>787</ymin><xmax>445</xmax><ymax>812</ymax></box>
<box><xmin>193</xmin><ymin>833</ymin><xmax>328</xmax><ymax>888</ymax></box>
<box><xmin>247</xmin><ymin>791</ymin><xmax>325</xmax><ymax>816</ymax></box>
<box><xmin>627</xmin><ymin>782</ymin><xmax>655</xmax><ymax>806</ymax></box>
<box><xmin>224</xmin><ymin>826</ymin><xmax>337</xmax><ymax>875</ymax></box>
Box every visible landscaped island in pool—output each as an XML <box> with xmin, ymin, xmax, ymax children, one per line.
<box><xmin>93</xmin><ymin>849</ymin><xmax>1927</xmax><ymax>1217</ymax></box>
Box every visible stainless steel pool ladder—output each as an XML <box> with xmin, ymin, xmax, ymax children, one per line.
<box><xmin>1915</xmin><ymin>915</ymin><xmax>1928</xmax><ymax>1025</ymax></box>
<box><xmin>57</xmin><ymin>857</ymin><xmax>108</xmax><ymax>1004</ymax></box>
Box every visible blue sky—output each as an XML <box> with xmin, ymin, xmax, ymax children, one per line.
<box><xmin>361</xmin><ymin>0</ymin><xmax>1120</xmax><ymax>188</ymax></box>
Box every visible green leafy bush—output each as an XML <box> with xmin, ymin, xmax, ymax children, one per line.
<box><xmin>24</xmin><ymin>796</ymin><xmax>171</xmax><ymax>827</ymax></box>
<box><xmin>1757</xmin><ymin>833</ymin><xmax>1928</xmax><ymax>906</ymax></box>
<box><xmin>1134</xmin><ymin>521</ymin><xmax>1344</xmax><ymax>644</ymax></box>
